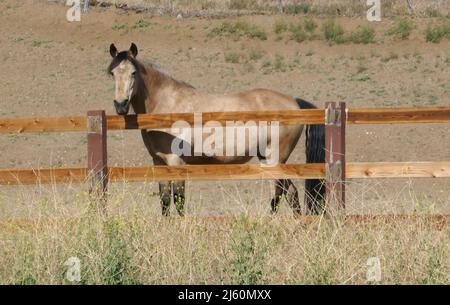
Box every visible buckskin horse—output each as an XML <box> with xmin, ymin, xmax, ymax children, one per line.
<box><xmin>107</xmin><ymin>43</ymin><xmax>325</xmax><ymax>216</ymax></box>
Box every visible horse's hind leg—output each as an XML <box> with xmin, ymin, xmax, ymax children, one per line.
<box><xmin>159</xmin><ymin>181</ymin><xmax>172</xmax><ymax>216</ymax></box>
<box><xmin>172</xmin><ymin>180</ymin><xmax>185</xmax><ymax>216</ymax></box>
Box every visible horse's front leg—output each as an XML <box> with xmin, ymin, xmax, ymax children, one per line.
<box><xmin>159</xmin><ymin>181</ymin><xmax>172</xmax><ymax>216</ymax></box>
<box><xmin>172</xmin><ymin>181</ymin><xmax>185</xmax><ymax>216</ymax></box>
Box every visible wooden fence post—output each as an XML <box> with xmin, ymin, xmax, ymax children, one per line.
<box><xmin>325</xmin><ymin>102</ymin><xmax>346</xmax><ymax>216</ymax></box>
<box><xmin>87</xmin><ymin>110</ymin><xmax>108</xmax><ymax>203</ymax></box>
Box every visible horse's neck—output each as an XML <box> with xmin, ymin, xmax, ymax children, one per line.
<box><xmin>137</xmin><ymin>64</ymin><xmax>195</xmax><ymax>114</ymax></box>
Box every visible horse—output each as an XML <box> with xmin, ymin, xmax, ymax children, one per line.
<box><xmin>107</xmin><ymin>43</ymin><xmax>325</xmax><ymax>216</ymax></box>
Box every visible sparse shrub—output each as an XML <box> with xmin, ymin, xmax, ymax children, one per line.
<box><xmin>284</xmin><ymin>3</ymin><xmax>310</xmax><ymax>15</ymax></box>
<box><xmin>229</xmin><ymin>215</ymin><xmax>267</xmax><ymax>285</ymax></box>
<box><xmin>357</xmin><ymin>65</ymin><xmax>368</xmax><ymax>74</ymax></box>
<box><xmin>273</xmin><ymin>54</ymin><xmax>287</xmax><ymax>72</ymax></box>
<box><xmin>102</xmin><ymin>218</ymin><xmax>138</xmax><ymax>285</ymax></box>
<box><xmin>243</xmin><ymin>62</ymin><xmax>255</xmax><ymax>73</ymax></box>
<box><xmin>246</xmin><ymin>25</ymin><xmax>267</xmax><ymax>40</ymax></box>
<box><xmin>32</xmin><ymin>40</ymin><xmax>52</xmax><ymax>47</ymax></box>
<box><xmin>224</xmin><ymin>51</ymin><xmax>241</xmax><ymax>63</ymax></box>
<box><xmin>381</xmin><ymin>52</ymin><xmax>399</xmax><ymax>63</ymax></box>
<box><xmin>303</xmin><ymin>19</ymin><xmax>317</xmax><ymax>33</ymax></box>
<box><xmin>248</xmin><ymin>49</ymin><xmax>265</xmax><ymax>61</ymax></box>
<box><xmin>208</xmin><ymin>21</ymin><xmax>267</xmax><ymax>40</ymax></box>
<box><xmin>388</xmin><ymin>18</ymin><xmax>414</xmax><ymax>40</ymax></box>
<box><xmin>12</xmin><ymin>238</ymin><xmax>37</xmax><ymax>284</ymax></box>
<box><xmin>289</xmin><ymin>23</ymin><xmax>307</xmax><ymax>42</ymax></box>
<box><xmin>133</xmin><ymin>19</ymin><xmax>151</xmax><ymax>29</ymax></box>
<box><xmin>112</xmin><ymin>19</ymin><xmax>151</xmax><ymax>31</ymax></box>
<box><xmin>229</xmin><ymin>0</ymin><xmax>257</xmax><ymax>10</ymax></box>
<box><xmin>200</xmin><ymin>0</ymin><xmax>216</xmax><ymax>10</ymax></box>
<box><xmin>425</xmin><ymin>25</ymin><xmax>444</xmax><ymax>43</ymax></box>
<box><xmin>274</xmin><ymin>20</ymin><xmax>288</xmax><ymax>34</ymax></box>
<box><xmin>349</xmin><ymin>25</ymin><xmax>375</xmax><ymax>44</ymax></box>
<box><xmin>234</xmin><ymin>20</ymin><xmax>250</xmax><ymax>32</ymax></box>
<box><xmin>323</xmin><ymin>20</ymin><xmax>345</xmax><ymax>44</ymax></box>
<box><xmin>425</xmin><ymin>7</ymin><xmax>443</xmax><ymax>18</ymax></box>
<box><xmin>425</xmin><ymin>22</ymin><xmax>450</xmax><ymax>43</ymax></box>
<box><xmin>112</xmin><ymin>23</ymin><xmax>128</xmax><ymax>31</ymax></box>
<box><xmin>207</xmin><ymin>21</ymin><xmax>232</xmax><ymax>37</ymax></box>
<box><xmin>260</xmin><ymin>60</ymin><xmax>272</xmax><ymax>74</ymax></box>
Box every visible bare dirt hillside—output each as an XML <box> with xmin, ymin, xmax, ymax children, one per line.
<box><xmin>0</xmin><ymin>0</ymin><xmax>449</xmax><ymax>216</ymax></box>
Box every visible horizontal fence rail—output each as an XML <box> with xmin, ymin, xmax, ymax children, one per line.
<box><xmin>1</xmin><ymin>107</ymin><xmax>450</xmax><ymax>133</ymax></box>
<box><xmin>347</xmin><ymin>107</ymin><xmax>450</xmax><ymax>124</ymax></box>
<box><xmin>1</xmin><ymin>162</ymin><xmax>450</xmax><ymax>185</ymax></box>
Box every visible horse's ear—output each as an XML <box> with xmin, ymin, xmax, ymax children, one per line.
<box><xmin>110</xmin><ymin>43</ymin><xmax>118</xmax><ymax>58</ymax></box>
<box><xmin>129</xmin><ymin>43</ymin><xmax>138</xmax><ymax>58</ymax></box>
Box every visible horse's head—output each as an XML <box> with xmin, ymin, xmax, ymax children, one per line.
<box><xmin>108</xmin><ymin>43</ymin><xmax>139</xmax><ymax>115</ymax></box>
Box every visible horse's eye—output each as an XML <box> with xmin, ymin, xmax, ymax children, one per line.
<box><xmin>132</xmin><ymin>71</ymin><xmax>136</xmax><ymax>76</ymax></box>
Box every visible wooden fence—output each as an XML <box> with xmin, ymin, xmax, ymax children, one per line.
<box><xmin>1</xmin><ymin>103</ymin><xmax>450</xmax><ymax>215</ymax></box>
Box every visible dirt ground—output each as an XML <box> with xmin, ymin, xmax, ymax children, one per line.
<box><xmin>0</xmin><ymin>0</ymin><xmax>449</xmax><ymax>216</ymax></box>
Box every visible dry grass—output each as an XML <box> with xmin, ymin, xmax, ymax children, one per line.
<box><xmin>0</xmin><ymin>183</ymin><xmax>448</xmax><ymax>284</ymax></box>
<box><xmin>51</xmin><ymin>0</ymin><xmax>450</xmax><ymax>17</ymax></box>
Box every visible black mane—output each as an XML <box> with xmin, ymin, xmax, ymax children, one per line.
<box><xmin>107</xmin><ymin>51</ymin><xmax>140</xmax><ymax>75</ymax></box>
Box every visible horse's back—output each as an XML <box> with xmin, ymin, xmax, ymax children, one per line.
<box><xmin>193</xmin><ymin>88</ymin><xmax>299</xmax><ymax>113</ymax></box>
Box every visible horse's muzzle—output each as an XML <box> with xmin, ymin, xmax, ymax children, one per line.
<box><xmin>114</xmin><ymin>99</ymin><xmax>130</xmax><ymax>115</ymax></box>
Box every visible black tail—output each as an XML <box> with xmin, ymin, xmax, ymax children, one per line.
<box><xmin>296</xmin><ymin>98</ymin><xmax>326</xmax><ymax>214</ymax></box>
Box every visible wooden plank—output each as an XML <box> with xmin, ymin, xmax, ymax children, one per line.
<box><xmin>0</xmin><ymin>110</ymin><xmax>324</xmax><ymax>133</ymax></box>
<box><xmin>347</xmin><ymin>107</ymin><xmax>450</xmax><ymax>124</ymax></box>
<box><xmin>346</xmin><ymin>162</ymin><xmax>450</xmax><ymax>178</ymax></box>
<box><xmin>106</xmin><ymin>109</ymin><xmax>325</xmax><ymax>130</ymax></box>
<box><xmin>1</xmin><ymin>162</ymin><xmax>450</xmax><ymax>185</ymax></box>
<box><xmin>2</xmin><ymin>107</ymin><xmax>450</xmax><ymax>134</ymax></box>
<box><xmin>108</xmin><ymin>163</ymin><xmax>326</xmax><ymax>182</ymax></box>
<box><xmin>0</xmin><ymin>116</ymin><xmax>86</xmax><ymax>133</ymax></box>
<box><xmin>0</xmin><ymin>168</ymin><xmax>87</xmax><ymax>185</ymax></box>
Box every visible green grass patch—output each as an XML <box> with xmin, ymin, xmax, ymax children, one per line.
<box><xmin>273</xmin><ymin>54</ymin><xmax>287</xmax><ymax>72</ymax></box>
<box><xmin>356</xmin><ymin>65</ymin><xmax>368</xmax><ymax>74</ymax></box>
<box><xmin>289</xmin><ymin>23</ymin><xmax>307</xmax><ymax>42</ymax></box>
<box><xmin>208</xmin><ymin>21</ymin><xmax>267</xmax><ymax>40</ymax></box>
<box><xmin>387</xmin><ymin>18</ymin><xmax>414</xmax><ymax>40</ymax></box>
<box><xmin>284</xmin><ymin>3</ymin><xmax>311</xmax><ymax>15</ymax></box>
<box><xmin>228</xmin><ymin>0</ymin><xmax>258</xmax><ymax>10</ymax></box>
<box><xmin>229</xmin><ymin>215</ymin><xmax>268</xmax><ymax>285</ymax></box>
<box><xmin>349</xmin><ymin>25</ymin><xmax>375</xmax><ymax>44</ymax></box>
<box><xmin>112</xmin><ymin>19</ymin><xmax>152</xmax><ymax>31</ymax></box>
<box><xmin>323</xmin><ymin>20</ymin><xmax>345</xmax><ymax>44</ymax></box>
<box><xmin>425</xmin><ymin>22</ymin><xmax>450</xmax><ymax>43</ymax></box>
<box><xmin>381</xmin><ymin>52</ymin><xmax>399</xmax><ymax>63</ymax></box>
<box><xmin>424</xmin><ymin>7</ymin><xmax>443</xmax><ymax>18</ymax></box>
<box><xmin>224</xmin><ymin>51</ymin><xmax>242</xmax><ymax>63</ymax></box>
<box><xmin>274</xmin><ymin>18</ymin><xmax>317</xmax><ymax>43</ymax></box>
<box><xmin>248</xmin><ymin>49</ymin><xmax>265</xmax><ymax>61</ymax></box>
<box><xmin>274</xmin><ymin>20</ymin><xmax>288</xmax><ymax>34</ymax></box>
<box><xmin>303</xmin><ymin>19</ymin><xmax>317</xmax><ymax>33</ymax></box>
<box><xmin>31</xmin><ymin>40</ymin><xmax>52</xmax><ymax>47</ymax></box>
